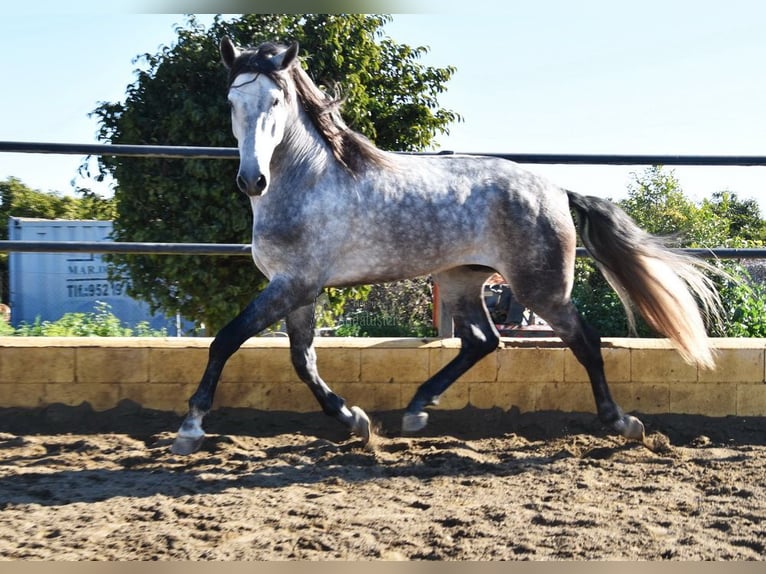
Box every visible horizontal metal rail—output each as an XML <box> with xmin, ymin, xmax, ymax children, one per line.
<box><xmin>4</xmin><ymin>141</ymin><xmax>766</xmax><ymax>166</ymax></box>
<box><xmin>0</xmin><ymin>141</ymin><xmax>237</xmax><ymax>159</ymax></box>
<box><xmin>2</xmin><ymin>142</ymin><xmax>764</xmax><ymax>260</ymax></box>
<box><xmin>1</xmin><ymin>241</ymin><xmax>764</xmax><ymax>260</ymax></box>
<box><xmin>0</xmin><ymin>241</ymin><xmax>251</xmax><ymax>256</ymax></box>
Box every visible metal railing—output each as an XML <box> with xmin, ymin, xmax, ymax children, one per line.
<box><xmin>5</xmin><ymin>140</ymin><xmax>766</xmax><ymax>165</ymax></box>
<box><xmin>2</xmin><ymin>241</ymin><xmax>765</xmax><ymax>261</ymax></box>
<box><xmin>2</xmin><ymin>140</ymin><xmax>765</xmax><ymax>260</ymax></box>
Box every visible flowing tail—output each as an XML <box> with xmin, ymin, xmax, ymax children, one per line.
<box><xmin>566</xmin><ymin>190</ymin><xmax>723</xmax><ymax>369</ymax></box>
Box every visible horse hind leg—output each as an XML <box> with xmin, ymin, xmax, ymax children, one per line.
<box><xmin>506</xmin><ymin>263</ymin><xmax>645</xmax><ymax>441</ymax></box>
<box><xmin>556</xmin><ymin>304</ymin><xmax>643</xmax><ymax>438</ymax></box>
<box><xmin>403</xmin><ymin>266</ymin><xmax>499</xmax><ymax>433</ymax></box>
<box><xmin>287</xmin><ymin>303</ymin><xmax>371</xmax><ymax>442</ymax></box>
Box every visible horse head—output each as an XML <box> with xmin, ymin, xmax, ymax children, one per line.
<box><xmin>220</xmin><ymin>36</ymin><xmax>299</xmax><ymax>197</ymax></box>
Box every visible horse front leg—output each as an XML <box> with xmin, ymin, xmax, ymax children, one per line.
<box><xmin>286</xmin><ymin>304</ymin><xmax>371</xmax><ymax>442</ymax></box>
<box><xmin>171</xmin><ymin>276</ymin><xmax>312</xmax><ymax>455</ymax></box>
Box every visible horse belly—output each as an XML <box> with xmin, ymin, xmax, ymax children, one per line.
<box><xmin>325</xmin><ymin>211</ymin><xmax>493</xmax><ymax>286</ymax></box>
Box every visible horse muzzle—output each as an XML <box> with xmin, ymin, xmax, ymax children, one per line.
<box><xmin>237</xmin><ymin>172</ymin><xmax>268</xmax><ymax>196</ymax></box>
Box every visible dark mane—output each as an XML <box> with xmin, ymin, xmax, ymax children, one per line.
<box><xmin>226</xmin><ymin>42</ymin><xmax>286</xmax><ymax>85</ymax></box>
<box><xmin>228</xmin><ymin>42</ymin><xmax>390</xmax><ymax>174</ymax></box>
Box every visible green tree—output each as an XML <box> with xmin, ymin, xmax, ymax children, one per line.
<box><xmin>618</xmin><ymin>165</ymin><xmax>728</xmax><ymax>246</ymax></box>
<box><xmin>571</xmin><ymin>166</ymin><xmax>766</xmax><ymax>338</ymax></box>
<box><xmin>90</xmin><ymin>14</ymin><xmax>459</xmax><ymax>333</ymax></box>
<box><xmin>704</xmin><ymin>191</ymin><xmax>766</xmax><ymax>243</ymax></box>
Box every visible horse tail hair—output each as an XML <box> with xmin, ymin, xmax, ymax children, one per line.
<box><xmin>566</xmin><ymin>190</ymin><xmax>723</xmax><ymax>369</ymax></box>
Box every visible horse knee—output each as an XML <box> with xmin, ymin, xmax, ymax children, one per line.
<box><xmin>209</xmin><ymin>323</ymin><xmax>246</xmax><ymax>361</ymax></box>
<box><xmin>461</xmin><ymin>325</ymin><xmax>499</xmax><ymax>357</ymax></box>
<box><xmin>479</xmin><ymin>330</ymin><xmax>500</xmax><ymax>354</ymax></box>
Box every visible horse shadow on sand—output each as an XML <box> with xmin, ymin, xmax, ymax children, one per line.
<box><xmin>0</xmin><ymin>401</ymin><xmax>763</xmax><ymax>507</ymax></box>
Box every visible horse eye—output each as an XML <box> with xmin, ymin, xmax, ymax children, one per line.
<box><xmin>272</xmin><ymin>97</ymin><xmax>280</xmax><ymax>108</ymax></box>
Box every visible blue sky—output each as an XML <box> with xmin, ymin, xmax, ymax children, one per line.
<box><xmin>2</xmin><ymin>1</ymin><xmax>765</xmax><ymax>214</ymax></box>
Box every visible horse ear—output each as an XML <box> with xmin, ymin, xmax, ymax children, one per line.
<box><xmin>220</xmin><ymin>36</ymin><xmax>239</xmax><ymax>69</ymax></box>
<box><xmin>272</xmin><ymin>42</ymin><xmax>299</xmax><ymax>71</ymax></box>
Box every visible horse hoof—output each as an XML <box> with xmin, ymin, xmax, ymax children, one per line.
<box><xmin>402</xmin><ymin>411</ymin><xmax>429</xmax><ymax>433</ymax></box>
<box><xmin>170</xmin><ymin>435</ymin><xmax>205</xmax><ymax>455</ymax></box>
<box><xmin>615</xmin><ymin>414</ymin><xmax>645</xmax><ymax>441</ymax></box>
<box><xmin>350</xmin><ymin>406</ymin><xmax>371</xmax><ymax>444</ymax></box>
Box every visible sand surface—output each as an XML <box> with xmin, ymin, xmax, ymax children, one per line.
<box><xmin>0</xmin><ymin>401</ymin><xmax>764</xmax><ymax>560</ymax></box>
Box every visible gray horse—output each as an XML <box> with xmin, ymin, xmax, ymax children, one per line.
<box><xmin>172</xmin><ymin>38</ymin><xmax>722</xmax><ymax>455</ymax></box>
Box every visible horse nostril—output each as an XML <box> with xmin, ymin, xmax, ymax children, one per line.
<box><xmin>236</xmin><ymin>174</ymin><xmax>247</xmax><ymax>193</ymax></box>
<box><xmin>255</xmin><ymin>174</ymin><xmax>267</xmax><ymax>192</ymax></box>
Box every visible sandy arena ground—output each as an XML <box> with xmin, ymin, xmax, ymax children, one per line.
<box><xmin>0</xmin><ymin>401</ymin><xmax>764</xmax><ymax>560</ymax></box>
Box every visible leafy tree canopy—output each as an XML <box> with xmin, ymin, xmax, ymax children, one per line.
<box><xmin>703</xmin><ymin>191</ymin><xmax>766</xmax><ymax>243</ymax></box>
<box><xmin>618</xmin><ymin>165</ymin><xmax>729</xmax><ymax>246</ymax></box>
<box><xmin>90</xmin><ymin>14</ymin><xmax>460</xmax><ymax>333</ymax></box>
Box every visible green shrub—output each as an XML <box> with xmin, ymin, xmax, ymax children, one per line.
<box><xmin>0</xmin><ymin>316</ymin><xmax>14</xmax><ymax>336</ymax></box>
<box><xmin>7</xmin><ymin>301</ymin><xmax>167</xmax><ymax>337</ymax></box>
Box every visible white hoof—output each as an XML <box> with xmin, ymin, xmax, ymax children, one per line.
<box><xmin>615</xmin><ymin>414</ymin><xmax>645</xmax><ymax>441</ymax></box>
<box><xmin>171</xmin><ymin>413</ymin><xmax>205</xmax><ymax>455</ymax></box>
<box><xmin>171</xmin><ymin>434</ymin><xmax>205</xmax><ymax>455</ymax></box>
<box><xmin>402</xmin><ymin>411</ymin><xmax>429</xmax><ymax>433</ymax></box>
<box><xmin>350</xmin><ymin>406</ymin><xmax>371</xmax><ymax>444</ymax></box>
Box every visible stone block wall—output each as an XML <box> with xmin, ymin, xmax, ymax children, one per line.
<box><xmin>0</xmin><ymin>337</ymin><xmax>764</xmax><ymax>417</ymax></box>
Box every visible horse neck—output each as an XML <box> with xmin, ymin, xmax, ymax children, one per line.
<box><xmin>272</xmin><ymin>103</ymin><xmax>337</xmax><ymax>183</ymax></box>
